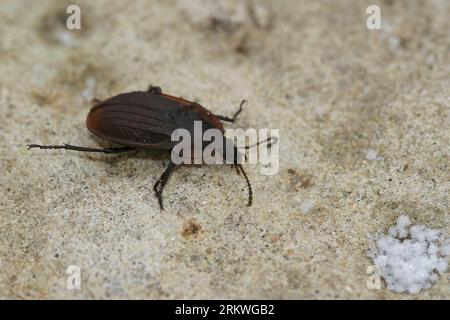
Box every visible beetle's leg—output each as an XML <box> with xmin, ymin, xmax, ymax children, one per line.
<box><xmin>153</xmin><ymin>160</ymin><xmax>176</xmax><ymax>210</ymax></box>
<box><xmin>27</xmin><ymin>143</ymin><xmax>133</xmax><ymax>154</ymax></box>
<box><xmin>147</xmin><ymin>85</ymin><xmax>162</xmax><ymax>94</ymax></box>
<box><xmin>236</xmin><ymin>164</ymin><xmax>253</xmax><ymax>207</ymax></box>
<box><xmin>231</xmin><ymin>164</ymin><xmax>240</xmax><ymax>175</ymax></box>
<box><xmin>215</xmin><ymin>100</ymin><xmax>246</xmax><ymax>123</ymax></box>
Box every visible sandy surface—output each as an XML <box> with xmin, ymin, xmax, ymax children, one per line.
<box><xmin>0</xmin><ymin>0</ymin><xmax>448</xmax><ymax>299</ymax></box>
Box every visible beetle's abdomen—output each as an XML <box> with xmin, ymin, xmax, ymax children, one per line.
<box><xmin>85</xmin><ymin>91</ymin><xmax>225</xmax><ymax>149</ymax></box>
<box><xmin>86</xmin><ymin>103</ymin><xmax>176</xmax><ymax>149</ymax></box>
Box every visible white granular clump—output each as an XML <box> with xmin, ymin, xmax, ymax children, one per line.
<box><xmin>369</xmin><ymin>215</ymin><xmax>449</xmax><ymax>294</ymax></box>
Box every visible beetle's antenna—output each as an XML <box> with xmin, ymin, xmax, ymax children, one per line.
<box><xmin>237</xmin><ymin>164</ymin><xmax>252</xmax><ymax>206</ymax></box>
<box><xmin>27</xmin><ymin>143</ymin><xmax>133</xmax><ymax>154</ymax></box>
<box><xmin>237</xmin><ymin>136</ymin><xmax>278</xmax><ymax>150</ymax></box>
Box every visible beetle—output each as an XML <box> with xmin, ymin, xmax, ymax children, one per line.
<box><xmin>28</xmin><ymin>86</ymin><xmax>265</xmax><ymax>210</ymax></box>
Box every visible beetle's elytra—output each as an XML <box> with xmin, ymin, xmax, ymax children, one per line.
<box><xmin>28</xmin><ymin>86</ymin><xmax>259</xmax><ymax>210</ymax></box>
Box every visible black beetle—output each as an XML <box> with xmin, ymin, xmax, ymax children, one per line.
<box><xmin>29</xmin><ymin>86</ymin><xmax>270</xmax><ymax>210</ymax></box>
